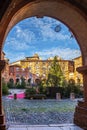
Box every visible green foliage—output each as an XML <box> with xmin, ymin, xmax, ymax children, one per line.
<box><xmin>38</xmin><ymin>85</ymin><xmax>46</xmax><ymax>94</ymax></box>
<box><xmin>47</xmin><ymin>56</ymin><xmax>65</xmax><ymax>87</ymax></box>
<box><xmin>27</xmin><ymin>78</ymin><xmax>31</xmax><ymax>86</ymax></box>
<box><xmin>2</xmin><ymin>78</ymin><xmax>9</xmax><ymax>95</ymax></box>
<box><xmin>46</xmin><ymin>81</ymin><xmax>83</xmax><ymax>98</ymax></box>
<box><xmin>63</xmin><ymin>82</ymin><xmax>83</xmax><ymax>98</ymax></box>
<box><xmin>20</xmin><ymin>76</ymin><xmax>26</xmax><ymax>88</ymax></box>
<box><xmin>15</xmin><ymin>76</ymin><xmax>26</xmax><ymax>89</ymax></box>
<box><xmin>15</xmin><ymin>83</ymin><xmax>22</xmax><ymax>89</ymax></box>
<box><xmin>25</xmin><ymin>87</ymin><xmax>36</xmax><ymax>98</ymax></box>
<box><xmin>36</xmin><ymin>79</ymin><xmax>47</xmax><ymax>94</ymax></box>
<box><xmin>7</xmin><ymin>78</ymin><xmax>14</xmax><ymax>88</ymax></box>
<box><xmin>21</xmin><ymin>108</ymin><xmax>28</xmax><ymax>111</ymax></box>
<box><xmin>25</xmin><ymin>87</ymin><xmax>46</xmax><ymax>99</ymax></box>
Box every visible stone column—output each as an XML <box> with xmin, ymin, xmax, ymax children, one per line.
<box><xmin>56</xmin><ymin>93</ymin><xmax>61</xmax><ymax>100</ymax></box>
<box><xmin>74</xmin><ymin>65</ymin><xmax>87</xmax><ymax>129</ymax></box>
<box><xmin>70</xmin><ymin>92</ymin><xmax>75</xmax><ymax>100</ymax></box>
<box><xmin>0</xmin><ymin>60</ymin><xmax>6</xmax><ymax>130</ymax></box>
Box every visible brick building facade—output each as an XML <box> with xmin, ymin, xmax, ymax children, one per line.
<box><xmin>1</xmin><ymin>52</ymin><xmax>9</xmax><ymax>82</ymax></box>
<box><xmin>9</xmin><ymin>54</ymin><xmax>82</xmax><ymax>85</ymax></box>
<box><xmin>1</xmin><ymin>53</ymin><xmax>83</xmax><ymax>85</ymax></box>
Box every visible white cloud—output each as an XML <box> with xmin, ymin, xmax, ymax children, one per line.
<box><xmin>35</xmin><ymin>47</ymin><xmax>81</xmax><ymax>60</ymax></box>
<box><xmin>5</xmin><ymin>51</ymin><xmax>25</xmax><ymax>63</ymax></box>
<box><xmin>4</xmin><ymin>17</ymin><xmax>80</xmax><ymax>62</ymax></box>
<box><xmin>16</xmin><ymin>26</ymin><xmax>36</xmax><ymax>43</ymax></box>
<box><xmin>40</xmin><ymin>25</ymin><xmax>70</xmax><ymax>41</ymax></box>
<box><xmin>4</xmin><ymin>37</ymin><xmax>35</xmax><ymax>51</ymax></box>
<box><xmin>16</xmin><ymin>17</ymin><xmax>70</xmax><ymax>42</ymax></box>
<box><xmin>33</xmin><ymin>17</ymin><xmax>70</xmax><ymax>41</ymax></box>
<box><xmin>9</xmin><ymin>38</ymin><xmax>29</xmax><ymax>50</ymax></box>
<box><xmin>5</xmin><ymin>47</ymin><xmax>81</xmax><ymax>63</ymax></box>
<box><xmin>27</xmin><ymin>16</ymin><xmax>60</xmax><ymax>28</ymax></box>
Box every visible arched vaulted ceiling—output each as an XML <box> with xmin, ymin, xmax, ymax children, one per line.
<box><xmin>0</xmin><ymin>0</ymin><xmax>87</xmax><ymax>64</ymax></box>
<box><xmin>0</xmin><ymin>0</ymin><xmax>87</xmax><ymax>21</ymax></box>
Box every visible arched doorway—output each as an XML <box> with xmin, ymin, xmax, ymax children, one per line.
<box><xmin>0</xmin><ymin>0</ymin><xmax>87</xmax><ymax>129</ymax></box>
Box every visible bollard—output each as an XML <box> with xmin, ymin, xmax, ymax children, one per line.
<box><xmin>56</xmin><ymin>93</ymin><xmax>61</xmax><ymax>100</ymax></box>
<box><xmin>14</xmin><ymin>93</ymin><xmax>17</xmax><ymax>100</ymax></box>
<box><xmin>70</xmin><ymin>92</ymin><xmax>75</xmax><ymax>100</ymax></box>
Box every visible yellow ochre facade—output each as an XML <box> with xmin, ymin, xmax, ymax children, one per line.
<box><xmin>73</xmin><ymin>56</ymin><xmax>83</xmax><ymax>85</ymax></box>
<box><xmin>10</xmin><ymin>54</ymin><xmax>83</xmax><ymax>85</ymax></box>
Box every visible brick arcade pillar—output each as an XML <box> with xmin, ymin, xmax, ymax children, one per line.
<box><xmin>74</xmin><ymin>65</ymin><xmax>87</xmax><ymax>129</ymax></box>
<box><xmin>0</xmin><ymin>60</ymin><xmax>6</xmax><ymax>130</ymax></box>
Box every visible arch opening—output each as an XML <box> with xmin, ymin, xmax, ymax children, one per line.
<box><xmin>2</xmin><ymin>16</ymin><xmax>83</xmax><ymax>126</ymax></box>
<box><xmin>1</xmin><ymin>0</ymin><xmax>87</xmax><ymax>65</ymax></box>
<box><xmin>0</xmin><ymin>0</ymin><xmax>87</xmax><ymax>129</ymax></box>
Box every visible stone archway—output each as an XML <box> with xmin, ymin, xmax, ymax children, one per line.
<box><xmin>0</xmin><ymin>0</ymin><xmax>87</xmax><ymax>129</ymax></box>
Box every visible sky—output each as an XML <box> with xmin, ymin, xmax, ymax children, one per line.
<box><xmin>3</xmin><ymin>16</ymin><xmax>81</xmax><ymax>63</ymax></box>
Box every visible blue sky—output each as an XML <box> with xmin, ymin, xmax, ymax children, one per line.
<box><xmin>3</xmin><ymin>16</ymin><xmax>81</xmax><ymax>63</ymax></box>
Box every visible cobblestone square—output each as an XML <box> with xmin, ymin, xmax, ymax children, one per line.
<box><xmin>2</xmin><ymin>97</ymin><xmax>79</xmax><ymax>126</ymax></box>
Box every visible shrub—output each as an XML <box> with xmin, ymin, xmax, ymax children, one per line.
<box><xmin>63</xmin><ymin>82</ymin><xmax>83</xmax><ymax>98</ymax></box>
<box><xmin>38</xmin><ymin>85</ymin><xmax>43</xmax><ymax>94</ymax></box>
<box><xmin>20</xmin><ymin>76</ymin><xmax>26</xmax><ymax>88</ymax></box>
<box><xmin>7</xmin><ymin>78</ymin><xmax>14</xmax><ymax>88</ymax></box>
<box><xmin>15</xmin><ymin>77</ymin><xmax>26</xmax><ymax>89</ymax></box>
<box><xmin>28</xmin><ymin>94</ymin><xmax>46</xmax><ymax>99</ymax></box>
<box><xmin>2</xmin><ymin>78</ymin><xmax>9</xmax><ymax>95</ymax></box>
<box><xmin>46</xmin><ymin>87</ymin><xmax>64</xmax><ymax>98</ymax></box>
<box><xmin>37</xmin><ymin>80</ymin><xmax>47</xmax><ymax>94</ymax></box>
<box><xmin>25</xmin><ymin>87</ymin><xmax>36</xmax><ymax>98</ymax></box>
<box><xmin>46</xmin><ymin>82</ymin><xmax>83</xmax><ymax>99</ymax></box>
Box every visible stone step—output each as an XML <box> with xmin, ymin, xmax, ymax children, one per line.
<box><xmin>7</xmin><ymin>124</ymin><xmax>84</xmax><ymax>130</ymax></box>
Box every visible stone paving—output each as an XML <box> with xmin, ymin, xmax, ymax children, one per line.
<box><xmin>7</xmin><ymin>124</ymin><xmax>84</xmax><ymax>130</ymax></box>
<box><xmin>2</xmin><ymin>90</ymin><xmax>83</xmax><ymax>130</ymax></box>
<box><xmin>2</xmin><ymin>96</ymin><xmax>79</xmax><ymax>126</ymax></box>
